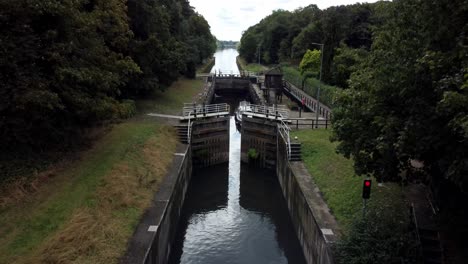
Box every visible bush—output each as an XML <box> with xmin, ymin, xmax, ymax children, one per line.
<box><xmin>335</xmin><ymin>207</ymin><xmax>420</xmax><ymax>264</ymax></box>
<box><xmin>116</xmin><ymin>100</ymin><xmax>137</xmax><ymax>119</ymax></box>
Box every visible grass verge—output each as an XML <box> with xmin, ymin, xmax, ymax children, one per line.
<box><xmin>0</xmin><ymin>77</ymin><xmax>203</xmax><ymax>263</ymax></box>
<box><xmin>236</xmin><ymin>56</ymin><xmax>269</xmax><ymax>73</ymax></box>
<box><xmin>291</xmin><ymin>129</ymin><xmax>406</xmax><ymax>233</ymax></box>
<box><xmin>197</xmin><ymin>57</ymin><xmax>215</xmax><ymax>73</ymax></box>
<box><xmin>0</xmin><ymin>121</ymin><xmax>177</xmax><ymax>264</ymax></box>
<box><xmin>136</xmin><ymin>78</ymin><xmax>205</xmax><ymax>115</ymax></box>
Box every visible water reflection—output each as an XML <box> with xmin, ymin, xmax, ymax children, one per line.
<box><xmin>168</xmin><ymin>118</ymin><xmax>306</xmax><ymax>264</ymax></box>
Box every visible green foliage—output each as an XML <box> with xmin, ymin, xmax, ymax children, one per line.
<box><xmin>332</xmin><ymin>0</ymin><xmax>468</xmax><ymax>192</ymax></box>
<box><xmin>217</xmin><ymin>40</ymin><xmax>238</xmax><ymax>49</ymax></box>
<box><xmin>0</xmin><ymin>0</ymin><xmax>215</xmax><ymax>175</ymax></box>
<box><xmin>238</xmin><ymin>31</ymin><xmax>258</xmax><ymax>63</ymax></box>
<box><xmin>238</xmin><ymin>3</ymin><xmax>375</xmax><ymax>83</ymax></box>
<box><xmin>281</xmin><ymin>66</ymin><xmax>339</xmax><ymax>108</ymax></box>
<box><xmin>299</xmin><ymin>49</ymin><xmax>321</xmax><ymax>76</ymax></box>
<box><xmin>332</xmin><ymin>43</ymin><xmax>368</xmax><ymax>88</ymax></box>
<box><xmin>336</xmin><ymin>208</ymin><xmax>419</xmax><ymax>264</ymax></box>
<box><xmin>247</xmin><ymin>148</ymin><xmax>259</xmax><ymax>160</ymax></box>
<box><xmin>116</xmin><ymin>100</ymin><xmax>137</xmax><ymax>119</ymax></box>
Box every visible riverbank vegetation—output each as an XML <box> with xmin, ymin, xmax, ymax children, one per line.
<box><xmin>293</xmin><ymin>129</ymin><xmax>419</xmax><ymax>263</ymax></box>
<box><xmin>0</xmin><ymin>0</ymin><xmax>216</xmax><ymax>182</ymax></box>
<box><xmin>236</xmin><ymin>57</ymin><xmax>268</xmax><ymax>73</ymax></box>
<box><xmin>0</xmin><ymin>122</ymin><xmax>177</xmax><ymax>264</ymax></box>
<box><xmin>136</xmin><ymin>79</ymin><xmax>205</xmax><ymax>115</ymax></box>
<box><xmin>0</xmin><ymin>74</ymin><xmax>204</xmax><ymax>263</ymax></box>
<box><xmin>242</xmin><ymin>0</ymin><xmax>467</xmax><ymax>261</ymax></box>
<box><xmin>240</xmin><ymin>0</ymin><xmax>467</xmax><ymax>211</ymax></box>
<box><xmin>0</xmin><ymin>0</ymin><xmax>212</xmax><ymax>261</ymax></box>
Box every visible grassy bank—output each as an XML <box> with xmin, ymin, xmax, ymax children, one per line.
<box><xmin>136</xmin><ymin>78</ymin><xmax>205</xmax><ymax>115</ymax></box>
<box><xmin>0</xmin><ymin>78</ymin><xmax>205</xmax><ymax>263</ymax></box>
<box><xmin>291</xmin><ymin>129</ymin><xmax>406</xmax><ymax>232</ymax></box>
<box><xmin>0</xmin><ymin>122</ymin><xmax>177</xmax><ymax>263</ymax></box>
<box><xmin>236</xmin><ymin>56</ymin><xmax>269</xmax><ymax>73</ymax></box>
<box><xmin>197</xmin><ymin>57</ymin><xmax>215</xmax><ymax>73</ymax></box>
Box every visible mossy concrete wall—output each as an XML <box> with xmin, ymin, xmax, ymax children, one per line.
<box><xmin>277</xmin><ymin>137</ymin><xmax>339</xmax><ymax>264</ymax></box>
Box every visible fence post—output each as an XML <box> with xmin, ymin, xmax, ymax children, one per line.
<box><xmin>296</xmin><ymin>119</ymin><xmax>299</xmax><ymax>130</ymax></box>
<box><xmin>312</xmin><ymin>119</ymin><xmax>314</xmax><ymax>129</ymax></box>
<box><xmin>325</xmin><ymin>119</ymin><xmax>328</xmax><ymax>129</ymax></box>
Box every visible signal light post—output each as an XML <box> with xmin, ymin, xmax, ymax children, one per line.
<box><xmin>362</xmin><ymin>179</ymin><xmax>372</xmax><ymax>217</ymax></box>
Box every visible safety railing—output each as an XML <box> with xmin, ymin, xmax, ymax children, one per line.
<box><xmin>182</xmin><ymin>103</ymin><xmax>230</xmax><ymax>118</ymax></box>
<box><xmin>187</xmin><ymin>113</ymin><xmax>193</xmax><ymax>144</ymax></box>
<box><xmin>282</xmin><ymin>80</ymin><xmax>332</xmax><ymax>120</ymax></box>
<box><xmin>238</xmin><ymin>101</ymin><xmax>289</xmax><ymax>119</ymax></box>
<box><xmin>278</xmin><ymin>120</ymin><xmax>292</xmax><ymax>160</ymax></box>
<box><xmin>285</xmin><ymin>118</ymin><xmax>331</xmax><ymax>129</ymax></box>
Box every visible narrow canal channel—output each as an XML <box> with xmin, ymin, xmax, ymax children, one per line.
<box><xmin>168</xmin><ymin>49</ymin><xmax>306</xmax><ymax>264</ymax></box>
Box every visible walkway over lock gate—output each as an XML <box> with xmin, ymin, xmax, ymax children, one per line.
<box><xmin>282</xmin><ymin>80</ymin><xmax>332</xmax><ymax>120</ymax></box>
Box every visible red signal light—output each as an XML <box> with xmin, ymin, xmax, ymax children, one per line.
<box><xmin>362</xmin><ymin>179</ymin><xmax>372</xmax><ymax>199</ymax></box>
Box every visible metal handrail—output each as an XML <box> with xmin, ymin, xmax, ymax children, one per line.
<box><xmin>187</xmin><ymin>112</ymin><xmax>193</xmax><ymax>144</ymax></box>
<box><xmin>282</xmin><ymin>80</ymin><xmax>332</xmax><ymax>120</ymax></box>
<box><xmin>238</xmin><ymin>101</ymin><xmax>289</xmax><ymax>119</ymax></box>
<box><xmin>182</xmin><ymin>103</ymin><xmax>230</xmax><ymax>117</ymax></box>
<box><xmin>278</xmin><ymin>120</ymin><xmax>292</xmax><ymax>160</ymax></box>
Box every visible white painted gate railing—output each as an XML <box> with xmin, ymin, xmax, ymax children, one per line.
<box><xmin>238</xmin><ymin>101</ymin><xmax>289</xmax><ymax>119</ymax></box>
<box><xmin>278</xmin><ymin>120</ymin><xmax>292</xmax><ymax>160</ymax></box>
<box><xmin>182</xmin><ymin>103</ymin><xmax>230</xmax><ymax>118</ymax></box>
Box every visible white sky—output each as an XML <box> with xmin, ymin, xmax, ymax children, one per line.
<box><xmin>189</xmin><ymin>0</ymin><xmax>380</xmax><ymax>41</ymax></box>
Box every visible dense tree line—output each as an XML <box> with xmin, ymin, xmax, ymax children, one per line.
<box><xmin>238</xmin><ymin>3</ymin><xmax>377</xmax><ymax>87</ymax></box>
<box><xmin>217</xmin><ymin>40</ymin><xmax>239</xmax><ymax>49</ymax></box>
<box><xmin>240</xmin><ymin>0</ymin><xmax>467</xmax><ymax>194</ymax></box>
<box><xmin>0</xmin><ymin>0</ymin><xmax>216</xmax><ymax>157</ymax></box>
<box><xmin>332</xmin><ymin>0</ymin><xmax>467</xmax><ymax>195</ymax></box>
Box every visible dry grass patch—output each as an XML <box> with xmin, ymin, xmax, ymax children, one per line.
<box><xmin>0</xmin><ymin>123</ymin><xmax>177</xmax><ymax>264</ymax></box>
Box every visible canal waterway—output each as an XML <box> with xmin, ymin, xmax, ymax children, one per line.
<box><xmin>210</xmin><ymin>48</ymin><xmax>240</xmax><ymax>75</ymax></box>
<box><xmin>168</xmin><ymin>118</ymin><xmax>306</xmax><ymax>264</ymax></box>
<box><xmin>168</xmin><ymin>48</ymin><xmax>306</xmax><ymax>264</ymax></box>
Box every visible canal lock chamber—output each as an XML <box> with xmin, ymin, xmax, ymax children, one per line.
<box><xmin>169</xmin><ymin>116</ymin><xmax>307</xmax><ymax>264</ymax></box>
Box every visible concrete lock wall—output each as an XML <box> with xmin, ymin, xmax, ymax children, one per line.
<box><xmin>143</xmin><ymin>145</ymin><xmax>192</xmax><ymax>264</ymax></box>
<box><xmin>276</xmin><ymin>138</ymin><xmax>339</xmax><ymax>264</ymax></box>
<box><xmin>121</xmin><ymin>145</ymin><xmax>192</xmax><ymax>264</ymax></box>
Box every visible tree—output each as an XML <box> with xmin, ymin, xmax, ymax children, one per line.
<box><xmin>238</xmin><ymin>30</ymin><xmax>258</xmax><ymax>63</ymax></box>
<box><xmin>332</xmin><ymin>43</ymin><xmax>368</xmax><ymax>88</ymax></box>
<box><xmin>0</xmin><ymin>0</ymin><xmax>216</xmax><ymax>171</ymax></box>
<box><xmin>332</xmin><ymin>0</ymin><xmax>468</xmax><ymax>194</ymax></box>
<box><xmin>0</xmin><ymin>0</ymin><xmax>140</xmax><ymax>154</ymax></box>
<box><xmin>299</xmin><ymin>49</ymin><xmax>321</xmax><ymax>90</ymax></box>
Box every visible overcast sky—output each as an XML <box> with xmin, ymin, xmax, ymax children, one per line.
<box><xmin>190</xmin><ymin>0</ymin><xmax>380</xmax><ymax>41</ymax></box>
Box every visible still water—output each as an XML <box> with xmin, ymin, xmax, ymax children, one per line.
<box><xmin>167</xmin><ymin>48</ymin><xmax>305</xmax><ymax>264</ymax></box>
<box><xmin>211</xmin><ymin>48</ymin><xmax>240</xmax><ymax>75</ymax></box>
<box><xmin>168</xmin><ymin>118</ymin><xmax>306</xmax><ymax>264</ymax></box>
